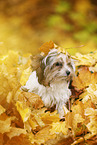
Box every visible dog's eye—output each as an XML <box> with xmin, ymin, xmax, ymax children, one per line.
<box><xmin>55</xmin><ymin>62</ymin><xmax>63</xmax><ymax>67</ymax></box>
<box><xmin>51</xmin><ymin>62</ymin><xmax>63</xmax><ymax>70</ymax></box>
<box><xmin>67</xmin><ymin>62</ymin><xmax>71</xmax><ymax>66</ymax></box>
<box><xmin>67</xmin><ymin>62</ymin><xmax>73</xmax><ymax>68</ymax></box>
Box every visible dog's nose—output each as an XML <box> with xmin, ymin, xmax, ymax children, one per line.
<box><xmin>66</xmin><ymin>70</ymin><xmax>70</xmax><ymax>76</ymax></box>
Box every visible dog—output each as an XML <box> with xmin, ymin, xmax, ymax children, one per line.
<box><xmin>21</xmin><ymin>48</ymin><xmax>75</xmax><ymax>118</ymax></box>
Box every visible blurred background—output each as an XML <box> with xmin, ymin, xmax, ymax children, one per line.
<box><xmin>0</xmin><ymin>0</ymin><xmax>97</xmax><ymax>55</ymax></box>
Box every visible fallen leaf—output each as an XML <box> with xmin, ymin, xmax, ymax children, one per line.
<box><xmin>5</xmin><ymin>134</ymin><xmax>32</xmax><ymax>145</ymax></box>
<box><xmin>16</xmin><ymin>101</ymin><xmax>31</xmax><ymax>122</ymax></box>
<box><xmin>0</xmin><ymin>118</ymin><xmax>11</xmax><ymax>134</ymax></box>
<box><xmin>34</xmin><ymin>126</ymin><xmax>55</xmax><ymax>145</ymax></box>
<box><xmin>85</xmin><ymin>108</ymin><xmax>97</xmax><ymax>134</ymax></box>
<box><xmin>39</xmin><ymin>41</ymin><xmax>54</xmax><ymax>55</ymax></box>
<box><xmin>6</xmin><ymin>127</ymin><xmax>27</xmax><ymax>139</ymax></box>
<box><xmin>0</xmin><ymin>133</ymin><xmax>3</xmax><ymax>145</ymax></box>
<box><xmin>50</xmin><ymin>122</ymin><xmax>68</xmax><ymax>135</ymax></box>
<box><xmin>18</xmin><ymin>92</ymin><xmax>44</xmax><ymax>109</ymax></box>
<box><xmin>0</xmin><ymin>105</ymin><xmax>6</xmax><ymax>115</ymax></box>
<box><xmin>72</xmin><ymin>66</ymin><xmax>97</xmax><ymax>90</ymax></box>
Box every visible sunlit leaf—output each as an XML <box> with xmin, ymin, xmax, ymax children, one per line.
<box><xmin>16</xmin><ymin>101</ymin><xmax>31</xmax><ymax>122</ymax></box>
<box><xmin>50</xmin><ymin>121</ymin><xmax>68</xmax><ymax>135</ymax></box>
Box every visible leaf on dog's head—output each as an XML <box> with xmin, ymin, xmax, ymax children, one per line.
<box><xmin>39</xmin><ymin>41</ymin><xmax>54</xmax><ymax>55</ymax></box>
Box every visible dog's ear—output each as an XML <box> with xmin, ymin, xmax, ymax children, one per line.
<box><xmin>30</xmin><ymin>55</ymin><xmax>44</xmax><ymax>70</ymax></box>
<box><xmin>30</xmin><ymin>55</ymin><xmax>45</xmax><ymax>84</ymax></box>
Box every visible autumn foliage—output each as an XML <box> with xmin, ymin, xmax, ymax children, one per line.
<box><xmin>0</xmin><ymin>42</ymin><xmax>97</xmax><ymax>145</ymax></box>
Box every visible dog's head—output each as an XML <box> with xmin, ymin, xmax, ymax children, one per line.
<box><xmin>31</xmin><ymin>48</ymin><xmax>75</xmax><ymax>86</ymax></box>
<box><xmin>41</xmin><ymin>49</ymin><xmax>75</xmax><ymax>86</ymax></box>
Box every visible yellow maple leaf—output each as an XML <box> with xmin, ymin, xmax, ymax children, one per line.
<box><xmin>1</xmin><ymin>51</ymin><xmax>19</xmax><ymax>68</ymax></box>
<box><xmin>34</xmin><ymin>126</ymin><xmax>55</xmax><ymax>144</ymax></box>
<box><xmin>20</xmin><ymin>67</ymin><xmax>32</xmax><ymax>86</ymax></box>
<box><xmin>16</xmin><ymin>101</ymin><xmax>31</xmax><ymax>122</ymax></box>
<box><xmin>50</xmin><ymin>122</ymin><xmax>68</xmax><ymax>135</ymax></box>
<box><xmin>85</xmin><ymin>108</ymin><xmax>97</xmax><ymax>134</ymax></box>
<box><xmin>86</xmin><ymin>84</ymin><xmax>97</xmax><ymax>105</ymax></box>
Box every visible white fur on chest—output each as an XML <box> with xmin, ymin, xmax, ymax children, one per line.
<box><xmin>22</xmin><ymin>71</ymin><xmax>71</xmax><ymax>117</ymax></box>
<box><xmin>39</xmin><ymin>81</ymin><xmax>70</xmax><ymax>108</ymax></box>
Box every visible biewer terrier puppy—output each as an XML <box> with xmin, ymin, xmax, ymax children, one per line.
<box><xmin>21</xmin><ymin>48</ymin><xmax>75</xmax><ymax>118</ymax></box>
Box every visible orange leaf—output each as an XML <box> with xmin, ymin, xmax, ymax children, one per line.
<box><xmin>39</xmin><ymin>41</ymin><xmax>54</xmax><ymax>55</ymax></box>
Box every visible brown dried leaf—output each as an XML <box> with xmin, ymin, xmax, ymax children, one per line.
<box><xmin>0</xmin><ymin>133</ymin><xmax>3</xmax><ymax>145</ymax></box>
<box><xmin>71</xmin><ymin>133</ymin><xmax>97</xmax><ymax>145</ymax></box>
<box><xmin>5</xmin><ymin>134</ymin><xmax>32</xmax><ymax>145</ymax></box>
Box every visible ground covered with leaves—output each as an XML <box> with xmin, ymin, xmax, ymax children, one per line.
<box><xmin>0</xmin><ymin>42</ymin><xmax>97</xmax><ymax>145</ymax></box>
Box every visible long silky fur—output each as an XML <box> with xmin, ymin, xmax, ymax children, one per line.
<box><xmin>21</xmin><ymin>48</ymin><xmax>75</xmax><ymax>118</ymax></box>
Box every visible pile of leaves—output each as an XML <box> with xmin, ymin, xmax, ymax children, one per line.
<box><xmin>0</xmin><ymin>42</ymin><xmax>97</xmax><ymax>145</ymax></box>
